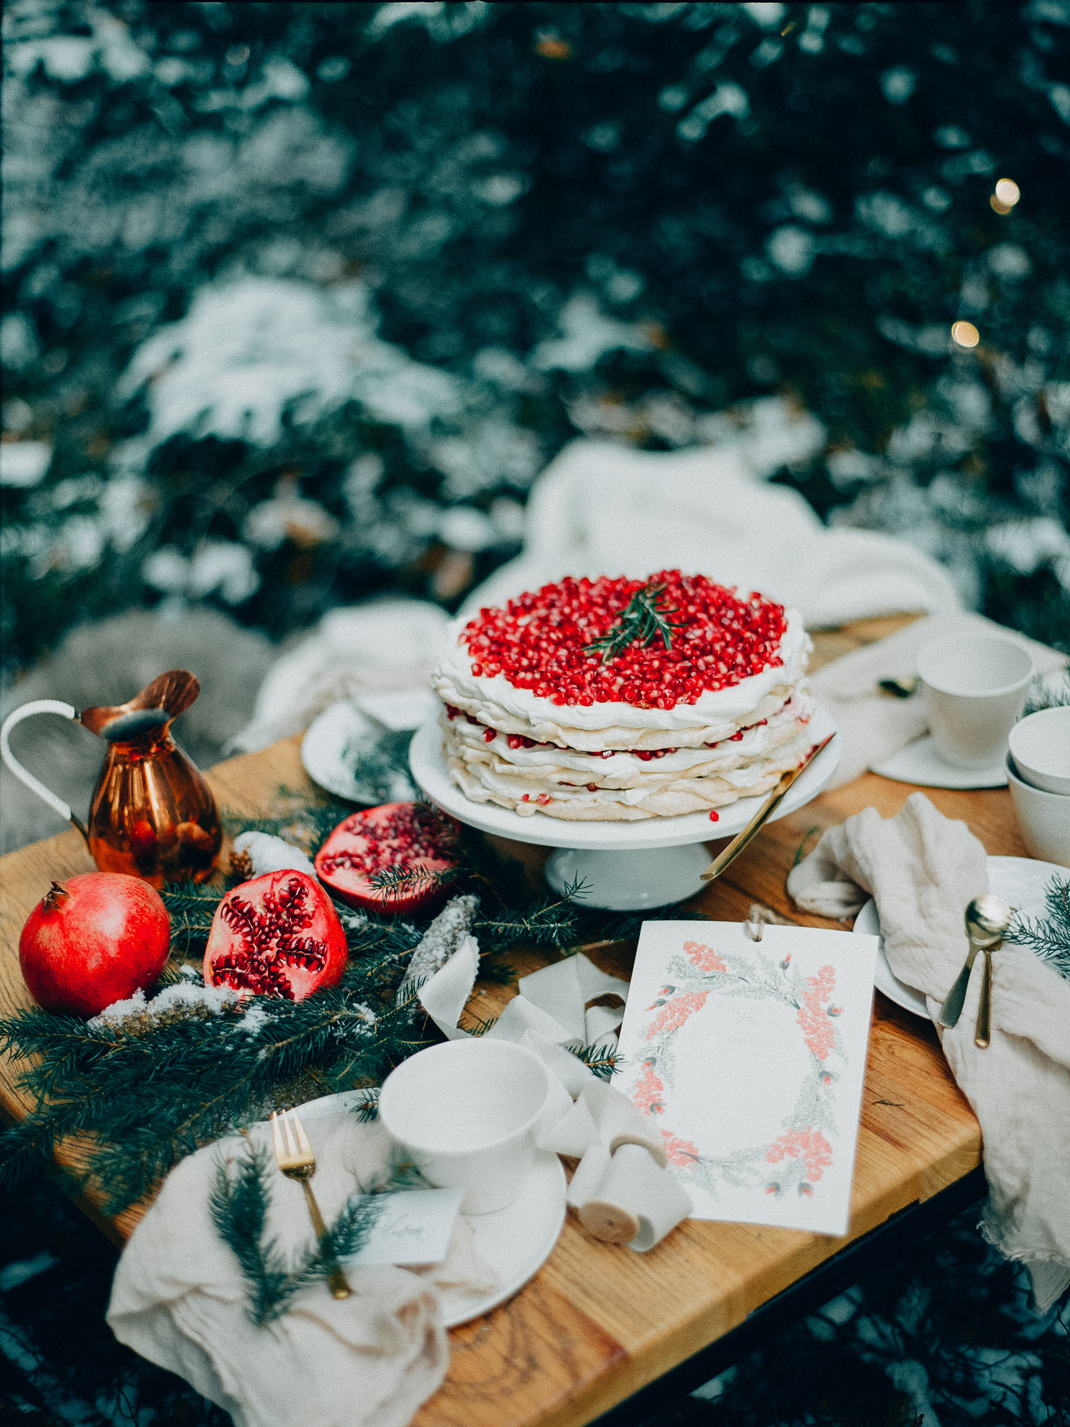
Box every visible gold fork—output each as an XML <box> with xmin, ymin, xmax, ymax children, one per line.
<box><xmin>270</xmin><ymin>1108</ymin><xmax>352</xmax><ymax>1300</ymax></box>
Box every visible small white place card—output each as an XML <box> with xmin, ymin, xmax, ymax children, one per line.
<box><xmin>615</xmin><ymin>921</ymin><xmax>879</xmax><ymax>1237</ymax></box>
<box><xmin>342</xmin><ymin>1187</ymin><xmax>465</xmax><ymax>1267</ymax></box>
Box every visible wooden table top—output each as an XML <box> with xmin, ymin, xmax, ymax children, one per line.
<box><xmin>0</xmin><ymin>617</ymin><xmax>1031</xmax><ymax>1427</ymax></box>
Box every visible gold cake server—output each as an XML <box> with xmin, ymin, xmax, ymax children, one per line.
<box><xmin>700</xmin><ymin>733</ymin><xmax>836</xmax><ymax>884</ymax></box>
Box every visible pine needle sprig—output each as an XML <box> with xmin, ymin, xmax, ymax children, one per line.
<box><xmin>583</xmin><ymin>581</ymin><xmax>685</xmax><ymax>665</ymax></box>
<box><xmin>209</xmin><ymin>1140</ymin><xmax>385</xmax><ymax>1326</ymax></box>
<box><xmin>369</xmin><ymin>864</ymin><xmax>457</xmax><ymax>899</ymax></box>
<box><xmin>350</xmin><ymin>1088</ymin><xmax>380</xmax><ymax>1121</ymax></box>
<box><xmin>566</xmin><ymin>1043</ymin><xmax>625</xmax><ymax>1080</ymax></box>
<box><xmin>343</xmin><ymin>729</ymin><xmax>417</xmax><ymax>804</ymax></box>
<box><xmin>474</xmin><ymin>892</ymin><xmax>581</xmax><ymax>954</ymax></box>
<box><xmin>1006</xmin><ymin>876</ymin><xmax>1070</xmax><ymax>982</ymax></box>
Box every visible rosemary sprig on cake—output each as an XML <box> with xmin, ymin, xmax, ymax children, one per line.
<box><xmin>583</xmin><ymin>580</ymin><xmax>685</xmax><ymax>664</ymax></box>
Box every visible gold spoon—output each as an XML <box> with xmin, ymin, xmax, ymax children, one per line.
<box><xmin>937</xmin><ymin>895</ymin><xmax>1012</xmax><ymax>1041</ymax></box>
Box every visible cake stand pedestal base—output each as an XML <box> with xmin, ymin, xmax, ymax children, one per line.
<box><xmin>544</xmin><ymin>842</ymin><xmax>713</xmax><ymax>911</ymax></box>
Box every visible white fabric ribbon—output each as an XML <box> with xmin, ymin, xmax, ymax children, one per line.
<box><xmin>416</xmin><ymin>941</ymin><xmax>692</xmax><ymax>1252</ymax></box>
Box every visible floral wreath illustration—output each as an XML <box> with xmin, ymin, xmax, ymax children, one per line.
<box><xmin>628</xmin><ymin>938</ymin><xmax>845</xmax><ymax>1200</ymax></box>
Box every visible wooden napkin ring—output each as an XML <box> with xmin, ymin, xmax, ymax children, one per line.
<box><xmin>577</xmin><ymin>1198</ymin><xmax>640</xmax><ymax>1245</ymax></box>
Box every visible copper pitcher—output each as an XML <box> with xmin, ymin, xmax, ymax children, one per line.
<box><xmin>1</xmin><ymin>670</ymin><xmax>222</xmax><ymax>887</ymax></box>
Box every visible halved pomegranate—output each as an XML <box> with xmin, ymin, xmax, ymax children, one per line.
<box><xmin>314</xmin><ymin>801</ymin><xmax>459</xmax><ymax>915</ymax></box>
<box><xmin>203</xmin><ymin>870</ymin><xmax>347</xmax><ymax>1001</ymax></box>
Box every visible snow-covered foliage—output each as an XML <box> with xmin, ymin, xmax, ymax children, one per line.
<box><xmin>2</xmin><ymin>0</ymin><xmax>1068</xmax><ymax>677</ymax></box>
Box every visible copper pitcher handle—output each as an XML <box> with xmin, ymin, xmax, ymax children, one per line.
<box><xmin>0</xmin><ymin>701</ymin><xmax>90</xmax><ymax>844</ymax></box>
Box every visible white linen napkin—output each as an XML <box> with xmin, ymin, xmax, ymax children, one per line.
<box><xmin>457</xmin><ymin>437</ymin><xmax>961</xmax><ymax>628</ymax></box>
<box><xmin>787</xmin><ymin>793</ymin><xmax>1070</xmax><ymax>1312</ymax></box>
<box><xmin>108</xmin><ymin>1106</ymin><xmax>492</xmax><ymax>1427</ymax></box>
<box><xmin>229</xmin><ymin>601</ymin><xmax>451</xmax><ymax>753</ymax></box>
<box><xmin>809</xmin><ymin>613</ymin><xmax>1067</xmax><ymax>789</ymax></box>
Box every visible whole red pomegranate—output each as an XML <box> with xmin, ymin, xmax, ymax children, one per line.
<box><xmin>314</xmin><ymin>802</ymin><xmax>459</xmax><ymax>914</ymax></box>
<box><xmin>19</xmin><ymin>873</ymin><xmax>171</xmax><ymax>1017</ymax></box>
<box><xmin>203</xmin><ymin>870</ymin><xmax>347</xmax><ymax>1001</ymax></box>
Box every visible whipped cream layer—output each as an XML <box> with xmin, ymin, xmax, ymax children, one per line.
<box><xmin>444</xmin><ymin>714</ymin><xmax>814</xmax><ymax>821</ymax></box>
<box><xmin>433</xmin><ymin>608</ymin><xmax>811</xmax><ymax>752</ymax></box>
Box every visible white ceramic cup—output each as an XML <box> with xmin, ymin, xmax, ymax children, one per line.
<box><xmin>917</xmin><ymin>633</ymin><xmax>1034</xmax><ymax>770</ymax></box>
<box><xmin>1008</xmin><ymin>707</ymin><xmax>1070</xmax><ymax>795</ymax></box>
<box><xmin>377</xmin><ymin>1039</ymin><xmax>551</xmax><ymax>1214</ymax></box>
<box><xmin>1006</xmin><ymin>755</ymin><xmax>1070</xmax><ymax>868</ymax></box>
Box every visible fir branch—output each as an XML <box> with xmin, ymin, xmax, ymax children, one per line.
<box><xmin>369</xmin><ymin>864</ymin><xmax>457</xmax><ymax>898</ymax></box>
<box><xmin>566</xmin><ymin>1043</ymin><xmax>625</xmax><ymax>1081</ymax></box>
<box><xmin>583</xmin><ymin>581</ymin><xmax>685</xmax><ymax>665</ymax></box>
<box><xmin>209</xmin><ymin>1140</ymin><xmax>385</xmax><ymax>1326</ymax></box>
<box><xmin>350</xmin><ymin>1088</ymin><xmax>380</xmax><ymax>1122</ymax></box>
<box><xmin>1006</xmin><ymin>876</ymin><xmax>1070</xmax><ymax>982</ymax></box>
<box><xmin>343</xmin><ymin>729</ymin><xmax>417</xmax><ymax>804</ymax></box>
<box><xmin>474</xmin><ymin>894</ymin><xmax>580</xmax><ymax>954</ymax></box>
<box><xmin>160</xmin><ymin>883</ymin><xmax>226</xmax><ymax>953</ymax></box>
<box><xmin>474</xmin><ymin>955</ymin><xmax>516</xmax><ymax>986</ymax></box>
<box><xmin>1023</xmin><ymin>672</ymin><xmax>1070</xmax><ymax>716</ymax></box>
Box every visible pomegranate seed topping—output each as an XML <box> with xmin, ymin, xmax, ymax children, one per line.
<box><xmin>483</xmin><ymin>727</ymin><xmax>497</xmax><ymax>742</ymax></box>
<box><xmin>458</xmin><ymin>572</ymin><xmax>784</xmax><ymax>710</ymax></box>
<box><xmin>709</xmin><ymin>809</ymin><xmax>720</xmax><ymax>822</ymax></box>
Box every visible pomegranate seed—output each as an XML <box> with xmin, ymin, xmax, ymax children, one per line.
<box><xmin>709</xmin><ymin>809</ymin><xmax>720</xmax><ymax>822</ymax></box>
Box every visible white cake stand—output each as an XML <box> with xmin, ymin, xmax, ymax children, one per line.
<box><xmin>408</xmin><ymin>707</ymin><xmax>841</xmax><ymax>910</ymax></box>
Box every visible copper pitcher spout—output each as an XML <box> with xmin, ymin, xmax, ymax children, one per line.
<box><xmin>80</xmin><ymin>669</ymin><xmax>201</xmax><ymax>740</ymax></box>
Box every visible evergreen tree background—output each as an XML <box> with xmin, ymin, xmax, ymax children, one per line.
<box><xmin>3</xmin><ymin>0</ymin><xmax>1069</xmax><ymax>681</ymax></box>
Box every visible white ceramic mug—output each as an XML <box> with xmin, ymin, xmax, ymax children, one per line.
<box><xmin>1006</xmin><ymin>755</ymin><xmax>1070</xmax><ymax>868</ymax></box>
<box><xmin>377</xmin><ymin>1039</ymin><xmax>551</xmax><ymax>1214</ymax></box>
<box><xmin>1008</xmin><ymin>708</ymin><xmax>1070</xmax><ymax>795</ymax></box>
<box><xmin>917</xmin><ymin>633</ymin><xmax>1034</xmax><ymax>770</ymax></box>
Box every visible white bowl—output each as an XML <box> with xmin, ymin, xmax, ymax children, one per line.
<box><xmin>1006</xmin><ymin>754</ymin><xmax>1070</xmax><ymax>868</ymax></box>
<box><xmin>1009</xmin><ymin>708</ymin><xmax>1070</xmax><ymax>796</ymax></box>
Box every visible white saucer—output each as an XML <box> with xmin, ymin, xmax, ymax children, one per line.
<box><xmin>872</xmin><ymin>735</ymin><xmax>1008</xmax><ymax>789</ymax></box>
<box><xmin>408</xmin><ymin>704</ymin><xmax>841</xmax><ymax>854</ymax></box>
<box><xmin>301</xmin><ymin>701</ymin><xmax>417</xmax><ymax>804</ymax></box>
<box><xmin>439</xmin><ymin>1149</ymin><xmax>566</xmax><ymax>1327</ymax></box>
<box><xmin>853</xmin><ymin>854</ymin><xmax>1060</xmax><ymax>1018</ymax></box>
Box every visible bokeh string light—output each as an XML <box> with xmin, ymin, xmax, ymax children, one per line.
<box><xmin>990</xmin><ymin>178</ymin><xmax>1021</xmax><ymax>215</ymax></box>
<box><xmin>951</xmin><ymin>321</ymin><xmax>981</xmax><ymax>349</ymax></box>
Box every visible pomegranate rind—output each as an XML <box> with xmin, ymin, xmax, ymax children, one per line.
<box><xmin>314</xmin><ymin>801</ymin><xmax>458</xmax><ymax>915</ymax></box>
<box><xmin>203</xmin><ymin>870</ymin><xmax>348</xmax><ymax>1002</ymax></box>
<box><xmin>19</xmin><ymin>872</ymin><xmax>171</xmax><ymax>1018</ymax></box>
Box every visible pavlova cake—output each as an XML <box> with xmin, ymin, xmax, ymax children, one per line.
<box><xmin>431</xmin><ymin>571</ymin><xmax>814</xmax><ymax>821</ymax></box>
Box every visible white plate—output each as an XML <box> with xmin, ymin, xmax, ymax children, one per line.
<box><xmin>438</xmin><ymin>1149</ymin><xmax>566</xmax><ymax>1327</ymax></box>
<box><xmin>408</xmin><ymin>704</ymin><xmax>841</xmax><ymax>853</ymax></box>
<box><xmin>853</xmin><ymin>854</ymin><xmax>1061</xmax><ymax>1018</ymax></box>
<box><xmin>301</xmin><ymin>701</ymin><xmax>417</xmax><ymax>804</ymax></box>
<box><xmin>872</xmin><ymin>734</ymin><xmax>1008</xmax><ymax>789</ymax></box>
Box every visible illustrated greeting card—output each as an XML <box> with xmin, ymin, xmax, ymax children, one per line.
<box><xmin>615</xmin><ymin>922</ymin><xmax>879</xmax><ymax>1237</ymax></box>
